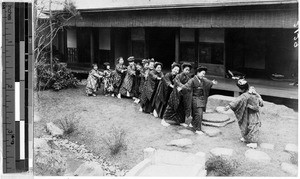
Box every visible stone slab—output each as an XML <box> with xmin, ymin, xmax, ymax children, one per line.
<box><xmin>167</xmin><ymin>138</ymin><xmax>193</xmax><ymax>148</ymax></box>
<box><xmin>202</xmin><ymin>126</ymin><xmax>222</xmax><ymax>137</ymax></box>
<box><xmin>281</xmin><ymin>162</ymin><xmax>298</xmax><ymax>176</ymax></box>
<box><xmin>46</xmin><ymin>122</ymin><xmax>63</xmax><ymax>137</ymax></box>
<box><xmin>284</xmin><ymin>143</ymin><xmax>298</xmax><ymax>153</ymax></box>
<box><xmin>245</xmin><ymin>149</ymin><xmax>271</xmax><ymax>163</ymax></box>
<box><xmin>177</xmin><ymin>129</ymin><xmax>195</xmax><ymax>135</ymax></box>
<box><xmin>74</xmin><ymin>162</ymin><xmax>104</xmax><ymax>176</ymax></box>
<box><xmin>215</xmin><ymin>106</ymin><xmax>234</xmax><ymax>115</ymax></box>
<box><xmin>260</xmin><ymin>143</ymin><xmax>275</xmax><ymax>150</ymax></box>
<box><xmin>210</xmin><ymin>147</ymin><xmax>233</xmax><ymax>157</ymax></box>
<box><xmin>203</xmin><ymin>113</ymin><xmax>230</xmax><ymax>123</ymax></box>
<box><xmin>202</xmin><ymin>117</ymin><xmax>235</xmax><ymax>127</ymax></box>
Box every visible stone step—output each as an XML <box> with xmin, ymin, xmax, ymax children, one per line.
<box><xmin>202</xmin><ymin>113</ymin><xmax>230</xmax><ymax>123</ymax></box>
<box><xmin>202</xmin><ymin>117</ymin><xmax>235</xmax><ymax>128</ymax></box>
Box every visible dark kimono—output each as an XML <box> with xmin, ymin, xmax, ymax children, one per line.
<box><xmin>163</xmin><ymin>72</ymin><xmax>191</xmax><ymax>124</ymax></box>
<box><xmin>112</xmin><ymin>63</ymin><xmax>127</xmax><ymax>94</ymax></box>
<box><xmin>229</xmin><ymin>92</ymin><xmax>263</xmax><ymax>143</ymax></box>
<box><xmin>182</xmin><ymin>76</ymin><xmax>214</xmax><ymax>131</ymax></box>
<box><xmin>139</xmin><ymin>67</ymin><xmax>150</xmax><ymax>106</ymax></box>
<box><xmin>86</xmin><ymin>69</ymin><xmax>103</xmax><ymax>95</ymax></box>
<box><xmin>119</xmin><ymin>64</ymin><xmax>136</xmax><ymax>97</ymax></box>
<box><xmin>152</xmin><ymin>72</ymin><xmax>176</xmax><ymax>118</ymax></box>
<box><xmin>103</xmin><ymin>69</ymin><xmax>114</xmax><ymax>94</ymax></box>
<box><xmin>142</xmin><ymin>69</ymin><xmax>164</xmax><ymax>113</ymax></box>
<box><xmin>132</xmin><ymin>68</ymin><xmax>142</xmax><ymax>98</ymax></box>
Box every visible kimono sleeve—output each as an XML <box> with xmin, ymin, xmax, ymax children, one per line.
<box><xmin>164</xmin><ymin>73</ymin><xmax>173</xmax><ymax>86</ymax></box>
<box><xmin>181</xmin><ymin>78</ymin><xmax>194</xmax><ymax>92</ymax></box>
<box><xmin>174</xmin><ymin>74</ymin><xmax>185</xmax><ymax>87</ymax></box>
<box><xmin>229</xmin><ymin>94</ymin><xmax>246</xmax><ymax>111</ymax></box>
<box><xmin>127</xmin><ymin>65</ymin><xmax>135</xmax><ymax>76</ymax></box>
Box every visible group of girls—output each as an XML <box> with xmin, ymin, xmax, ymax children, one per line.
<box><xmin>85</xmin><ymin>56</ymin><xmax>264</xmax><ymax>149</ymax></box>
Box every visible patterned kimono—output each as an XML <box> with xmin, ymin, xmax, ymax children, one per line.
<box><xmin>112</xmin><ymin>63</ymin><xmax>127</xmax><ymax>94</ymax></box>
<box><xmin>163</xmin><ymin>72</ymin><xmax>191</xmax><ymax>124</ymax></box>
<box><xmin>229</xmin><ymin>92</ymin><xmax>263</xmax><ymax>143</ymax></box>
<box><xmin>86</xmin><ymin>69</ymin><xmax>103</xmax><ymax>95</ymax></box>
<box><xmin>142</xmin><ymin>69</ymin><xmax>164</xmax><ymax>113</ymax></box>
<box><xmin>152</xmin><ymin>72</ymin><xmax>176</xmax><ymax>119</ymax></box>
<box><xmin>139</xmin><ymin>67</ymin><xmax>150</xmax><ymax>106</ymax></box>
<box><xmin>119</xmin><ymin>64</ymin><xmax>136</xmax><ymax>97</ymax></box>
<box><xmin>103</xmin><ymin>69</ymin><xmax>114</xmax><ymax>94</ymax></box>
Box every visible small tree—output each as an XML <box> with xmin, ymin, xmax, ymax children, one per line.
<box><xmin>34</xmin><ymin>0</ymin><xmax>80</xmax><ymax>91</ymax></box>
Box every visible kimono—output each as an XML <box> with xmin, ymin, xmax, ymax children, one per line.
<box><xmin>132</xmin><ymin>68</ymin><xmax>142</xmax><ymax>98</ymax></box>
<box><xmin>229</xmin><ymin>91</ymin><xmax>263</xmax><ymax>143</ymax></box>
<box><xmin>142</xmin><ymin>69</ymin><xmax>164</xmax><ymax>113</ymax></box>
<box><xmin>152</xmin><ymin>72</ymin><xmax>176</xmax><ymax>119</ymax></box>
<box><xmin>103</xmin><ymin>69</ymin><xmax>114</xmax><ymax>94</ymax></box>
<box><xmin>163</xmin><ymin>72</ymin><xmax>191</xmax><ymax>124</ymax></box>
<box><xmin>112</xmin><ymin>63</ymin><xmax>127</xmax><ymax>94</ymax></box>
<box><xmin>182</xmin><ymin>76</ymin><xmax>214</xmax><ymax>131</ymax></box>
<box><xmin>119</xmin><ymin>64</ymin><xmax>136</xmax><ymax>97</ymax></box>
<box><xmin>86</xmin><ymin>69</ymin><xmax>103</xmax><ymax>95</ymax></box>
<box><xmin>139</xmin><ymin>67</ymin><xmax>150</xmax><ymax>106</ymax></box>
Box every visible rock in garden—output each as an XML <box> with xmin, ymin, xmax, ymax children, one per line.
<box><xmin>34</xmin><ymin>114</ymin><xmax>41</xmax><ymax>122</ymax></box>
<box><xmin>260</xmin><ymin>143</ymin><xmax>275</xmax><ymax>150</ymax></box>
<box><xmin>34</xmin><ymin>148</ymin><xmax>67</xmax><ymax>176</ymax></box>
<box><xmin>46</xmin><ymin>122</ymin><xmax>63</xmax><ymax>137</ymax></box>
<box><xmin>207</xmin><ymin>95</ymin><xmax>235</xmax><ymax>109</ymax></box>
<box><xmin>215</xmin><ymin>106</ymin><xmax>234</xmax><ymax>115</ymax></box>
<box><xmin>281</xmin><ymin>162</ymin><xmax>298</xmax><ymax>176</ymax></box>
<box><xmin>177</xmin><ymin>129</ymin><xmax>195</xmax><ymax>135</ymax></box>
<box><xmin>167</xmin><ymin>138</ymin><xmax>193</xmax><ymax>147</ymax></box>
<box><xmin>210</xmin><ymin>147</ymin><xmax>233</xmax><ymax>158</ymax></box>
<box><xmin>284</xmin><ymin>144</ymin><xmax>298</xmax><ymax>153</ymax></box>
<box><xmin>74</xmin><ymin>161</ymin><xmax>104</xmax><ymax>176</ymax></box>
<box><xmin>203</xmin><ymin>113</ymin><xmax>230</xmax><ymax>123</ymax></box>
<box><xmin>34</xmin><ymin>138</ymin><xmax>51</xmax><ymax>151</ymax></box>
<box><xmin>245</xmin><ymin>149</ymin><xmax>271</xmax><ymax>162</ymax></box>
<box><xmin>202</xmin><ymin>126</ymin><xmax>222</xmax><ymax>137</ymax></box>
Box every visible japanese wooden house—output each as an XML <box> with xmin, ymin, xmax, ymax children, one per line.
<box><xmin>49</xmin><ymin>0</ymin><xmax>298</xmax><ymax>100</ymax></box>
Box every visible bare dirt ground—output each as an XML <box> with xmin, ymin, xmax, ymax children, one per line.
<box><xmin>34</xmin><ymin>85</ymin><xmax>298</xmax><ymax>176</ymax></box>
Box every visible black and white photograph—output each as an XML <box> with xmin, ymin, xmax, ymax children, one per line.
<box><xmin>32</xmin><ymin>0</ymin><xmax>298</xmax><ymax>177</ymax></box>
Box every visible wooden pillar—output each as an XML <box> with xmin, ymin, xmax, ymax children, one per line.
<box><xmin>110</xmin><ymin>28</ymin><xmax>115</xmax><ymax>66</ymax></box>
<box><xmin>63</xmin><ymin>28</ymin><xmax>68</xmax><ymax>62</ymax></box>
<box><xmin>195</xmin><ymin>29</ymin><xmax>199</xmax><ymax>68</ymax></box>
<box><xmin>90</xmin><ymin>29</ymin><xmax>94</xmax><ymax>64</ymax></box>
<box><xmin>175</xmin><ymin>28</ymin><xmax>180</xmax><ymax>63</ymax></box>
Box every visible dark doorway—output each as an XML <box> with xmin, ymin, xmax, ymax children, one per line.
<box><xmin>77</xmin><ymin>27</ymin><xmax>91</xmax><ymax>64</ymax></box>
<box><xmin>148</xmin><ymin>28</ymin><xmax>175</xmax><ymax>70</ymax></box>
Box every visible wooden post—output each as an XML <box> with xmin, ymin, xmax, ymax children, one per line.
<box><xmin>90</xmin><ymin>29</ymin><xmax>94</xmax><ymax>64</ymax></box>
<box><xmin>195</xmin><ymin>29</ymin><xmax>199</xmax><ymax>68</ymax></box>
<box><xmin>175</xmin><ymin>29</ymin><xmax>180</xmax><ymax>63</ymax></box>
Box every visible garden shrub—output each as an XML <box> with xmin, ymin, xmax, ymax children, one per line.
<box><xmin>56</xmin><ymin>114</ymin><xmax>79</xmax><ymax>137</ymax></box>
<box><xmin>102</xmin><ymin>126</ymin><xmax>127</xmax><ymax>155</ymax></box>
<box><xmin>36</xmin><ymin>56</ymin><xmax>78</xmax><ymax>91</ymax></box>
<box><xmin>290</xmin><ymin>152</ymin><xmax>298</xmax><ymax>165</ymax></box>
<box><xmin>205</xmin><ymin>155</ymin><xmax>239</xmax><ymax>176</ymax></box>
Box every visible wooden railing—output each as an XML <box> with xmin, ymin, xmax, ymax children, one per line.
<box><xmin>67</xmin><ymin>48</ymin><xmax>78</xmax><ymax>63</ymax></box>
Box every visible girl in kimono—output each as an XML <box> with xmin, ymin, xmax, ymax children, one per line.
<box><xmin>161</xmin><ymin>62</ymin><xmax>192</xmax><ymax>127</ymax></box>
<box><xmin>103</xmin><ymin>62</ymin><xmax>114</xmax><ymax>96</ymax></box>
<box><xmin>119</xmin><ymin>56</ymin><xmax>136</xmax><ymax>97</ymax></box>
<box><xmin>132</xmin><ymin>62</ymin><xmax>143</xmax><ymax>103</ymax></box>
<box><xmin>86</xmin><ymin>63</ymin><xmax>103</xmax><ymax>96</ymax></box>
<box><xmin>112</xmin><ymin>57</ymin><xmax>127</xmax><ymax>98</ymax></box>
<box><xmin>138</xmin><ymin>59</ymin><xmax>150</xmax><ymax>107</ymax></box>
<box><xmin>141</xmin><ymin>61</ymin><xmax>164</xmax><ymax>114</ymax></box>
<box><xmin>224</xmin><ymin>79</ymin><xmax>263</xmax><ymax>149</ymax></box>
<box><xmin>152</xmin><ymin>62</ymin><xmax>180</xmax><ymax>119</ymax></box>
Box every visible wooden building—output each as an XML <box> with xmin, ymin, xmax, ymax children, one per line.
<box><xmin>50</xmin><ymin>0</ymin><xmax>298</xmax><ymax>100</ymax></box>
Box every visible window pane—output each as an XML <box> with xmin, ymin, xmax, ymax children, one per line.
<box><xmin>180</xmin><ymin>43</ymin><xmax>195</xmax><ymax>62</ymax></box>
<box><xmin>199</xmin><ymin>43</ymin><xmax>224</xmax><ymax>65</ymax></box>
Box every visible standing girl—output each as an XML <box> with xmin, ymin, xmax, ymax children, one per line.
<box><xmin>142</xmin><ymin>61</ymin><xmax>164</xmax><ymax>114</ymax></box>
<box><xmin>103</xmin><ymin>62</ymin><xmax>114</xmax><ymax>96</ymax></box>
<box><xmin>224</xmin><ymin>79</ymin><xmax>263</xmax><ymax>149</ymax></box>
<box><xmin>152</xmin><ymin>62</ymin><xmax>180</xmax><ymax>118</ymax></box>
<box><xmin>86</xmin><ymin>63</ymin><xmax>103</xmax><ymax>96</ymax></box>
<box><xmin>119</xmin><ymin>56</ymin><xmax>136</xmax><ymax>97</ymax></box>
<box><xmin>112</xmin><ymin>57</ymin><xmax>127</xmax><ymax>98</ymax></box>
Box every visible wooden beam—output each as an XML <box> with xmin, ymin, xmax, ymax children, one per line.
<box><xmin>175</xmin><ymin>29</ymin><xmax>179</xmax><ymax>63</ymax></box>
